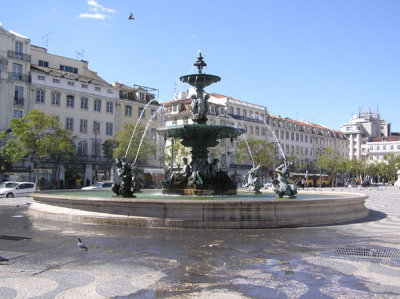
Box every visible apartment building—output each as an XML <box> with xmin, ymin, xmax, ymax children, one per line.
<box><xmin>0</xmin><ymin>25</ymin><xmax>163</xmax><ymax>186</ymax></box>
<box><xmin>164</xmin><ymin>88</ymin><xmax>348</xmax><ymax>181</ymax></box>
<box><xmin>340</xmin><ymin>110</ymin><xmax>390</xmax><ymax>160</ymax></box>
<box><xmin>268</xmin><ymin>115</ymin><xmax>349</xmax><ymax>171</ymax></box>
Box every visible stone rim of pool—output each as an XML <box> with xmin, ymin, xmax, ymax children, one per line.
<box><xmin>29</xmin><ymin>190</ymin><xmax>369</xmax><ymax>229</ymax></box>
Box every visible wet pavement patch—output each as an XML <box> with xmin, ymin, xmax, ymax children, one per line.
<box><xmin>0</xmin><ymin>235</ymin><xmax>32</xmax><ymax>241</ymax></box>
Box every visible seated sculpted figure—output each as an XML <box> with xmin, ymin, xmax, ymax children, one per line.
<box><xmin>168</xmin><ymin>157</ymin><xmax>191</xmax><ymax>184</ymax></box>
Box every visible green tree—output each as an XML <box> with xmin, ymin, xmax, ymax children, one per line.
<box><xmin>113</xmin><ymin>124</ymin><xmax>156</xmax><ymax>164</ymax></box>
<box><xmin>320</xmin><ymin>147</ymin><xmax>346</xmax><ymax>187</ymax></box>
<box><xmin>384</xmin><ymin>154</ymin><xmax>400</xmax><ymax>183</ymax></box>
<box><xmin>235</xmin><ymin>136</ymin><xmax>275</xmax><ymax>171</ymax></box>
<box><xmin>0</xmin><ymin>109</ymin><xmax>74</xmax><ymax>190</ymax></box>
<box><xmin>164</xmin><ymin>138</ymin><xmax>191</xmax><ymax>169</ymax></box>
<box><xmin>102</xmin><ymin>139</ymin><xmax>117</xmax><ymax>159</ymax></box>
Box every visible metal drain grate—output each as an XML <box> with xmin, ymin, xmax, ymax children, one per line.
<box><xmin>337</xmin><ymin>246</ymin><xmax>400</xmax><ymax>259</ymax></box>
<box><xmin>0</xmin><ymin>235</ymin><xmax>32</xmax><ymax>241</ymax></box>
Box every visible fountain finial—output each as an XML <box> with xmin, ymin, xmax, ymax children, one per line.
<box><xmin>194</xmin><ymin>52</ymin><xmax>207</xmax><ymax>74</ymax></box>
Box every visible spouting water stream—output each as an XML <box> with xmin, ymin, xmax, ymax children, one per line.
<box><xmin>224</xmin><ymin>115</ymin><xmax>255</xmax><ymax>167</ymax></box>
<box><xmin>261</xmin><ymin>118</ymin><xmax>286</xmax><ymax>160</ymax></box>
<box><xmin>125</xmin><ymin>99</ymin><xmax>158</xmax><ymax>158</ymax></box>
<box><xmin>133</xmin><ymin>105</ymin><xmax>164</xmax><ymax>165</ymax></box>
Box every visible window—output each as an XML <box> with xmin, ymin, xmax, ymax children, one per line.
<box><xmin>14</xmin><ymin>86</ymin><xmax>24</xmax><ymax>105</ymax></box>
<box><xmin>53</xmin><ymin>78</ymin><xmax>60</xmax><ymax>83</ymax></box>
<box><xmin>80</xmin><ymin>97</ymin><xmax>88</xmax><ymax>110</ymax></box>
<box><xmin>291</xmin><ymin>132</ymin><xmax>294</xmax><ymax>141</ymax></box>
<box><xmin>12</xmin><ymin>63</ymin><xmax>22</xmax><ymax>80</ymax></box>
<box><xmin>60</xmin><ymin>65</ymin><xmax>78</xmax><ymax>74</ymax></box>
<box><xmin>255</xmin><ymin>112</ymin><xmax>259</xmax><ymax>119</ymax></box>
<box><xmin>80</xmin><ymin>119</ymin><xmax>88</xmax><ymax>133</ymax></box>
<box><xmin>172</xmin><ymin>104</ymin><xmax>178</xmax><ymax>112</ymax></box>
<box><xmin>77</xmin><ymin>141</ymin><xmax>88</xmax><ymax>156</ymax></box>
<box><xmin>13</xmin><ymin>110</ymin><xmax>23</xmax><ymax>118</ymax></box>
<box><xmin>39</xmin><ymin>60</ymin><xmax>49</xmax><ymax>67</ymax></box>
<box><xmin>249</xmin><ymin>111</ymin><xmax>253</xmax><ymax>118</ymax></box>
<box><xmin>38</xmin><ymin>75</ymin><xmax>45</xmax><ymax>80</ymax></box>
<box><xmin>280</xmin><ymin>130</ymin><xmax>284</xmax><ymax>139</ymax></box>
<box><xmin>250</xmin><ymin>126</ymin><xmax>254</xmax><ymax>134</ymax></box>
<box><xmin>106</xmin><ymin>101</ymin><xmax>113</xmax><ymax>113</ymax></box>
<box><xmin>300</xmin><ymin>134</ymin><xmax>303</xmax><ymax>142</ymax></box>
<box><xmin>255</xmin><ymin>127</ymin><xmax>259</xmax><ymax>135</ymax></box>
<box><xmin>243</xmin><ymin>109</ymin><xmax>247</xmax><ymax>118</ymax></box>
<box><xmin>15</xmin><ymin>41</ymin><xmax>23</xmax><ymax>54</ymax></box>
<box><xmin>125</xmin><ymin>105</ymin><xmax>132</xmax><ymax>116</ymax></box>
<box><xmin>285</xmin><ymin>132</ymin><xmax>289</xmax><ymax>140</ymax></box>
<box><xmin>106</xmin><ymin>123</ymin><xmax>113</xmax><ymax>136</ymax></box>
<box><xmin>210</xmin><ymin>105</ymin><xmax>215</xmax><ymax>114</ymax></box>
<box><xmin>383</xmin><ymin>145</ymin><xmax>386</xmax><ymax>150</ymax></box>
<box><xmin>236</xmin><ymin>107</ymin><xmax>240</xmax><ymax>115</ymax></box>
<box><xmin>66</xmin><ymin>95</ymin><xmax>74</xmax><ymax>108</ymax></box>
<box><xmin>296</xmin><ymin>134</ymin><xmax>299</xmax><ymax>141</ymax></box>
<box><xmin>94</xmin><ymin>99</ymin><xmax>101</xmax><ymax>112</ymax></box>
<box><xmin>107</xmin><ymin>89</ymin><xmax>113</xmax><ymax>94</ymax></box>
<box><xmin>36</xmin><ymin>89</ymin><xmax>45</xmax><ymax>103</ymax></box>
<box><xmin>95</xmin><ymin>86</ymin><xmax>101</xmax><ymax>91</ymax></box>
<box><xmin>93</xmin><ymin>121</ymin><xmax>100</xmax><ymax>134</ymax></box>
<box><xmin>66</xmin><ymin>117</ymin><xmax>74</xmax><ymax>131</ymax></box>
<box><xmin>68</xmin><ymin>81</ymin><xmax>74</xmax><ymax>86</ymax></box>
<box><xmin>52</xmin><ymin>92</ymin><xmax>60</xmax><ymax>106</ymax></box>
<box><xmin>139</xmin><ymin>107</ymin><xmax>145</xmax><ymax>118</ymax></box>
<box><xmin>81</xmin><ymin>84</ymin><xmax>88</xmax><ymax>89</ymax></box>
<box><xmin>139</xmin><ymin>92</ymin><xmax>145</xmax><ymax>100</ymax></box>
<box><xmin>305</xmin><ymin>135</ymin><xmax>308</xmax><ymax>143</ymax></box>
<box><xmin>229</xmin><ymin>107</ymin><xmax>234</xmax><ymax>114</ymax></box>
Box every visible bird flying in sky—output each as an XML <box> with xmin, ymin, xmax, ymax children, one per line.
<box><xmin>129</xmin><ymin>13</ymin><xmax>135</xmax><ymax>20</ymax></box>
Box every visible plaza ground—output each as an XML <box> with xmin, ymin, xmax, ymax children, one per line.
<box><xmin>0</xmin><ymin>187</ymin><xmax>400</xmax><ymax>298</ymax></box>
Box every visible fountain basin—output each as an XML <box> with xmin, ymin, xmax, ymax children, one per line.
<box><xmin>179</xmin><ymin>73</ymin><xmax>221</xmax><ymax>88</ymax></box>
<box><xmin>157</xmin><ymin>124</ymin><xmax>244</xmax><ymax>146</ymax></box>
<box><xmin>29</xmin><ymin>190</ymin><xmax>368</xmax><ymax>229</ymax></box>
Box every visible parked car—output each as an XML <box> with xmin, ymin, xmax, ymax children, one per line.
<box><xmin>81</xmin><ymin>181</ymin><xmax>113</xmax><ymax>191</ymax></box>
<box><xmin>0</xmin><ymin>182</ymin><xmax>36</xmax><ymax>198</ymax></box>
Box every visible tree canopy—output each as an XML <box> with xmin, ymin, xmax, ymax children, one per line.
<box><xmin>113</xmin><ymin>123</ymin><xmax>156</xmax><ymax>164</ymax></box>
<box><xmin>0</xmin><ymin>109</ymin><xmax>74</xmax><ymax>190</ymax></box>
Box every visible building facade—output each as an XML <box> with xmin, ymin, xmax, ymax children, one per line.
<box><xmin>164</xmin><ymin>88</ymin><xmax>348</xmax><ymax>182</ymax></box>
<box><xmin>0</xmin><ymin>25</ymin><xmax>163</xmax><ymax>187</ymax></box>
<box><xmin>340</xmin><ymin>110</ymin><xmax>390</xmax><ymax>160</ymax></box>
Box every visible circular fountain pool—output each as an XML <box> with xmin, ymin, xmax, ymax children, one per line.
<box><xmin>29</xmin><ymin>190</ymin><xmax>368</xmax><ymax>229</ymax></box>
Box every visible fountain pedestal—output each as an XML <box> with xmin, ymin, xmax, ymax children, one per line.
<box><xmin>158</xmin><ymin>53</ymin><xmax>244</xmax><ymax>195</ymax></box>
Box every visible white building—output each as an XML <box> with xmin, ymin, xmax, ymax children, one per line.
<box><xmin>362</xmin><ymin>136</ymin><xmax>400</xmax><ymax>163</ymax></box>
<box><xmin>340</xmin><ymin>110</ymin><xmax>390</xmax><ymax>160</ymax></box>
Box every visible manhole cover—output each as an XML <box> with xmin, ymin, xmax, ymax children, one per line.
<box><xmin>337</xmin><ymin>246</ymin><xmax>400</xmax><ymax>259</ymax></box>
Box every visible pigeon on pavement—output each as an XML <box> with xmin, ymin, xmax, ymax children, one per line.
<box><xmin>78</xmin><ymin>238</ymin><xmax>88</xmax><ymax>251</ymax></box>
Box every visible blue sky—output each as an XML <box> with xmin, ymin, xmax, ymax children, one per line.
<box><xmin>2</xmin><ymin>0</ymin><xmax>400</xmax><ymax>131</ymax></box>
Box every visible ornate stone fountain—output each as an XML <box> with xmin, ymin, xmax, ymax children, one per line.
<box><xmin>157</xmin><ymin>53</ymin><xmax>244</xmax><ymax>195</ymax></box>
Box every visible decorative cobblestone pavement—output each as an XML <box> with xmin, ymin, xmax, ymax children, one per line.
<box><xmin>0</xmin><ymin>187</ymin><xmax>400</xmax><ymax>298</ymax></box>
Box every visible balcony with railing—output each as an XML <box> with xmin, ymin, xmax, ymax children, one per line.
<box><xmin>7</xmin><ymin>50</ymin><xmax>31</xmax><ymax>62</ymax></box>
<box><xmin>8</xmin><ymin>72</ymin><xmax>30</xmax><ymax>82</ymax></box>
<box><xmin>227</xmin><ymin>113</ymin><xmax>265</xmax><ymax>125</ymax></box>
<box><xmin>14</xmin><ymin>97</ymin><xmax>24</xmax><ymax>106</ymax></box>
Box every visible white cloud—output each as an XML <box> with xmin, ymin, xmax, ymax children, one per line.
<box><xmin>87</xmin><ymin>0</ymin><xmax>116</xmax><ymax>13</ymax></box>
<box><xmin>78</xmin><ymin>13</ymin><xmax>107</xmax><ymax>20</ymax></box>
